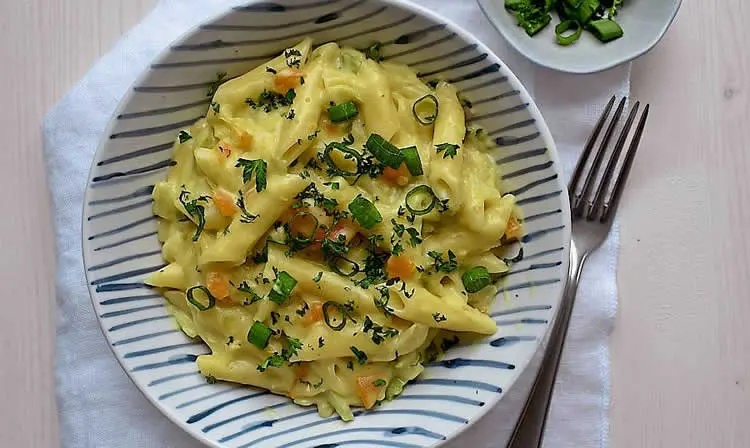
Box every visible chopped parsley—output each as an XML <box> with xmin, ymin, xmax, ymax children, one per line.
<box><xmin>238</xmin><ymin>281</ymin><xmax>263</xmax><ymax>305</ymax></box>
<box><xmin>235</xmin><ymin>158</ymin><xmax>267</xmax><ymax>192</ymax></box>
<box><xmin>313</xmin><ymin>271</ymin><xmax>323</xmax><ymax>282</ymax></box>
<box><xmin>235</xmin><ymin>191</ymin><xmax>259</xmax><ymax>224</ymax></box>
<box><xmin>362</xmin><ymin>316</ymin><xmax>399</xmax><ymax>345</ymax></box>
<box><xmin>284</xmin><ymin>48</ymin><xmax>302</xmax><ymax>68</ymax></box>
<box><xmin>318</xmin><ymin>336</ymin><xmax>325</xmax><ymax>348</ymax></box>
<box><xmin>390</xmin><ymin>218</ymin><xmax>422</xmax><ymax>252</ymax></box>
<box><xmin>226</xmin><ymin>336</ymin><xmax>234</xmax><ymax>345</ymax></box>
<box><xmin>432</xmin><ymin>312</ymin><xmax>447</xmax><ymax>322</ymax></box>
<box><xmin>211</xmin><ymin>102</ymin><xmax>221</xmax><ymax>113</ymax></box>
<box><xmin>257</xmin><ymin>335</ymin><xmax>302</xmax><ymax>372</ymax></box>
<box><xmin>295</xmin><ymin>302</ymin><xmax>310</xmax><ymax>317</ymax></box>
<box><xmin>178</xmin><ymin>190</ymin><xmax>210</xmax><ymax>241</ymax></box>
<box><xmin>353</xmin><ymin>236</ymin><xmax>388</xmax><ymax>289</ymax></box>
<box><xmin>245</xmin><ymin>89</ymin><xmax>296</xmax><ymax>112</ymax></box>
<box><xmin>428</xmin><ymin>250</ymin><xmax>458</xmax><ymax>273</ymax></box>
<box><xmin>252</xmin><ymin>243</ymin><xmax>269</xmax><ymax>264</ymax></box>
<box><xmin>435</xmin><ymin>143</ymin><xmax>459</xmax><ymax>159</ymax></box>
<box><xmin>265</xmin><ymin>66</ymin><xmax>277</xmax><ymax>74</ymax></box>
<box><xmin>285</xmin><ymin>109</ymin><xmax>296</xmax><ymax>120</ymax></box>
<box><xmin>178</xmin><ymin>130</ymin><xmax>192</xmax><ymax>143</ymax></box>
<box><xmin>297</xmin><ymin>183</ymin><xmax>338</xmax><ymax>214</ymax></box>
<box><xmin>374</xmin><ymin>286</ymin><xmax>394</xmax><ymax>317</ymax></box>
<box><xmin>364</xmin><ymin>41</ymin><xmax>385</xmax><ymax>62</ymax></box>
<box><xmin>206</xmin><ymin>375</ymin><xmax>217</xmax><ymax>384</ymax></box>
<box><xmin>350</xmin><ymin>346</ymin><xmax>368</xmax><ymax>365</ymax></box>
<box><xmin>373</xmin><ymin>379</ymin><xmax>387</xmax><ymax>387</ymax></box>
<box><xmin>206</xmin><ymin>71</ymin><xmax>227</xmax><ymax>98</ymax></box>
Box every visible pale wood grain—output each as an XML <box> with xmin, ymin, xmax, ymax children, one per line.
<box><xmin>0</xmin><ymin>1</ymin><xmax>157</xmax><ymax>447</ymax></box>
<box><xmin>0</xmin><ymin>0</ymin><xmax>748</xmax><ymax>447</ymax></box>
<box><xmin>613</xmin><ymin>0</ymin><xmax>750</xmax><ymax>446</ymax></box>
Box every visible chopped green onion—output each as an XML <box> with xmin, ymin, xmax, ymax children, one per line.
<box><xmin>323</xmin><ymin>142</ymin><xmax>362</xmax><ymax>177</ymax></box>
<box><xmin>400</xmin><ymin>146</ymin><xmax>423</xmax><ymax>176</ymax></box>
<box><xmin>247</xmin><ymin>321</ymin><xmax>273</xmax><ymax>349</ymax></box>
<box><xmin>412</xmin><ymin>94</ymin><xmax>439</xmax><ymax>125</ymax></box>
<box><xmin>405</xmin><ymin>185</ymin><xmax>437</xmax><ymax>215</ymax></box>
<box><xmin>365</xmin><ymin>134</ymin><xmax>404</xmax><ymax>169</ymax></box>
<box><xmin>329</xmin><ymin>256</ymin><xmax>360</xmax><ymax>277</ymax></box>
<box><xmin>287</xmin><ymin>212</ymin><xmax>319</xmax><ymax>243</ymax></box>
<box><xmin>462</xmin><ymin>266</ymin><xmax>492</xmax><ymax>293</ymax></box>
<box><xmin>555</xmin><ymin>20</ymin><xmax>583</xmax><ymax>46</ymax></box>
<box><xmin>328</xmin><ymin>101</ymin><xmax>359</xmax><ymax>123</ymax></box>
<box><xmin>186</xmin><ymin>286</ymin><xmax>216</xmax><ymax>311</ymax></box>
<box><xmin>587</xmin><ymin>19</ymin><xmax>624</xmax><ymax>42</ymax></box>
<box><xmin>348</xmin><ymin>195</ymin><xmax>382</xmax><ymax>229</ymax></box>
<box><xmin>322</xmin><ymin>301</ymin><xmax>347</xmax><ymax>331</ymax></box>
<box><xmin>560</xmin><ymin>0</ymin><xmax>599</xmax><ymax>25</ymax></box>
<box><xmin>350</xmin><ymin>346</ymin><xmax>368</xmax><ymax>364</ymax></box>
<box><xmin>268</xmin><ymin>271</ymin><xmax>297</xmax><ymax>304</ymax></box>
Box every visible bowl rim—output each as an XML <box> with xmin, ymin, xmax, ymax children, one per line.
<box><xmin>476</xmin><ymin>0</ymin><xmax>683</xmax><ymax>74</ymax></box>
<box><xmin>81</xmin><ymin>1</ymin><xmax>572</xmax><ymax>447</ymax></box>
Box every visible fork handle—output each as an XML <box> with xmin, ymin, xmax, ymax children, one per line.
<box><xmin>506</xmin><ymin>243</ymin><xmax>586</xmax><ymax>448</ymax></box>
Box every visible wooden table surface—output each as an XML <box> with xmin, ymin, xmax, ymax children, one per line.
<box><xmin>1</xmin><ymin>0</ymin><xmax>748</xmax><ymax>447</ymax></box>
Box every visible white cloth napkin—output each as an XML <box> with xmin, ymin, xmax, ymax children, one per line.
<box><xmin>44</xmin><ymin>1</ymin><xmax>627</xmax><ymax>446</ymax></box>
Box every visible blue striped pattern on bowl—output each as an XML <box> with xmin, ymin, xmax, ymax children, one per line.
<box><xmin>82</xmin><ymin>1</ymin><xmax>571</xmax><ymax>447</ymax></box>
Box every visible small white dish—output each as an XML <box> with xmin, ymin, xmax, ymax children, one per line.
<box><xmin>477</xmin><ymin>0</ymin><xmax>682</xmax><ymax>74</ymax></box>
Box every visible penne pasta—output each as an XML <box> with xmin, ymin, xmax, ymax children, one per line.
<box><xmin>146</xmin><ymin>39</ymin><xmax>522</xmax><ymax>422</ymax></box>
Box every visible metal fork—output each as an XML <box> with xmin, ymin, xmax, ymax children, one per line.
<box><xmin>506</xmin><ymin>96</ymin><xmax>650</xmax><ymax>448</ymax></box>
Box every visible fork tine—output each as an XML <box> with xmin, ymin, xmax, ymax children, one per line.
<box><xmin>572</xmin><ymin>97</ymin><xmax>627</xmax><ymax>216</ymax></box>
<box><xmin>568</xmin><ymin>95</ymin><xmax>616</xmax><ymax>198</ymax></box>
<box><xmin>601</xmin><ymin>104</ymin><xmax>650</xmax><ymax>222</ymax></box>
<box><xmin>587</xmin><ymin>101</ymin><xmax>641</xmax><ymax>220</ymax></box>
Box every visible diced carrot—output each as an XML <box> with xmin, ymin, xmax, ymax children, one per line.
<box><xmin>325</xmin><ymin>122</ymin><xmax>340</xmax><ymax>135</ymax></box>
<box><xmin>303</xmin><ymin>301</ymin><xmax>324</xmax><ymax>326</ymax></box>
<box><xmin>505</xmin><ymin>215</ymin><xmax>522</xmax><ymax>241</ymax></box>
<box><xmin>274</xmin><ymin>68</ymin><xmax>303</xmax><ymax>93</ymax></box>
<box><xmin>218</xmin><ymin>144</ymin><xmax>232</xmax><ymax>159</ymax></box>
<box><xmin>387</xmin><ymin>255</ymin><xmax>415</xmax><ymax>280</ymax></box>
<box><xmin>213</xmin><ymin>189</ymin><xmax>237</xmax><ymax>218</ymax></box>
<box><xmin>355</xmin><ymin>376</ymin><xmax>383</xmax><ymax>409</ymax></box>
<box><xmin>381</xmin><ymin>163</ymin><xmax>410</xmax><ymax>187</ymax></box>
<box><xmin>238</xmin><ymin>132</ymin><xmax>254</xmax><ymax>150</ymax></box>
<box><xmin>206</xmin><ymin>271</ymin><xmax>231</xmax><ymax>301</ymax></box>
<box><xmin>294</xmin><ymin>362</ymin><xmax>309</xmax><ymax>378</ymax></box>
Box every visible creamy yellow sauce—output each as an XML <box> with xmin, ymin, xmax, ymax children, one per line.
<box><xmin>146</xmin><ymin>38</ymin><xmax>521</xmax><ymax>420</ymax></box>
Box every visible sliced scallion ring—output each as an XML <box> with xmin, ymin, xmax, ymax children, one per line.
<box><xmin>329</xmin><ymin>256</ymin><xmax>360</xmax><ymax>277</ymax></box>
<box><xmin>555</xmin><ymin>20</ymin><xmax>583</xmax><ymax>46</ymax></box>
<box><xmin>400</xmin><ymin>146</ymin><xmax>423</xmax><ymax>176</ymax></box>
<box><xmin>328</xmin><ymin>101</ymin><xmax>359</xmax><ymax>123</ymax></box>
<box><xmin>412</xmin><ymin>94</ymin><xmax>438</xmax><ymax>125</ymax></box>
<box><xmin>405</xmin><ymin>185</ymin><xmax>437</xmax><ymax>216</ymax></box>
<box><xmin>247</xmin><ymin>321</ymin><xmax>273</xmax><ymax>349</ymax></box>
<box><xmin>187</xmin><ymin>285</ymin><xmax>216</xmax><ymax>311</ymax></box>
<box><xmin>268</xmin><ymin>271</ymin><xmax>297</xmax><ymax>305</ymax></box>
<box><xmin>287</xmin><ymin>212</ymin><xmax>319</xmax><ymax>244</ymax></box>
<box><xmin>365</xmin><ymin>134</ymin><xmax>404</xmax><ymax>169</ymax></box>
<box><xmin>323</xmin><ymin>142</ymin><xmax>362</xmax><ymax>177</ymax></box>
<box><xmin>461</xmin><ymin>266</ymin><xmax>491</xmax><ymax>293</ymax></box>
<box><xmin>322</xmin><ymin>301</ymin><xmax>347</xmax><ymax>331</ymax></box>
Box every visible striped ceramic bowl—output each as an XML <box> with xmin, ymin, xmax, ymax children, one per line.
<box><xmin>82</xmin><ymin>1</ymin><xmax>571</xmax><ymax>447</ymax></box>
